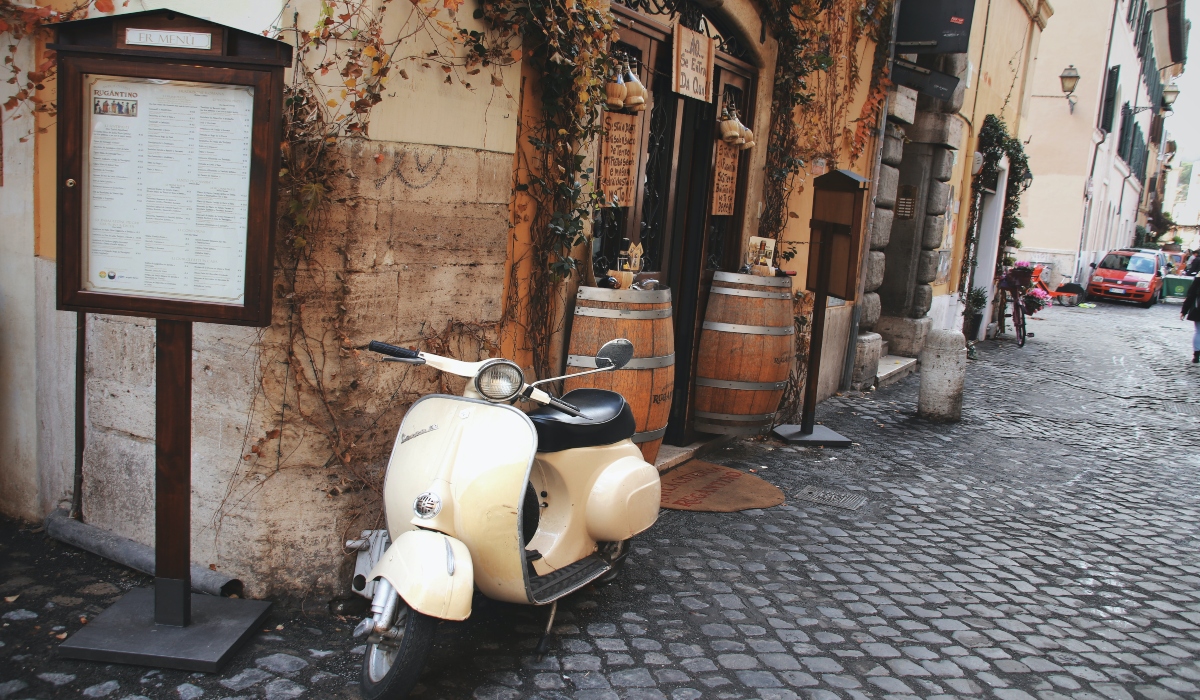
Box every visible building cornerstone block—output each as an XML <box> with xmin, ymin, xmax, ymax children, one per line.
<box><xmin>851</xmin><ymin>332</ymin><xmax>883</xmax><ymax>390</ymax></box>
<box><xmin>874</xmin><ymin>315</ymin><xmax>933</xmax><ymax>358</ymax></box>
<box><xmin>910</xmin><ymin>284</ymin><xmax>934</xmax><ymax>318</ymax></box>
<box><xmin>859</xmin><ymin>292</ymin><xmax>881</xmax><ymax>330</ymax></box>
<box><xmin>916</xmin><ymin>250</ymin><xmax>940</xmax><ymax>284</ymax></box>
<box><xmin>922</xmin><ymin>215</ymin><xmax>945</xmax><ymax>250</ymax></box>
<box><xmin>876</xmin><ymin>165</ymin><xmax>899</xmax><ymax>209</ymax></box>
<box><xmin>926</xmin><ymin>180</ymin><xmax>950</xmax><ymax>216</ymax></box>
<box><xmin>932</xmin><ymin>148</ymin><xmax>954</xmax><ymax>182</ymax></box>
<box><xmin>882</xmin><ymin>126</ymin><xmax>905</xmax><ymax>167</ymax></box>
<box><xmin>908</xmin><ymin>112</ymin><xmax>964</xmax><ymax>149</ymax></box>
<box><xmin>865</xmin><ymin>251</ymin><xmax>887</xmax><ymax>292</ymax></box>
<box><xmin>870</xmin><ymin>208</ymin><xmax>894</xmax><ymax>250</ymax></box>
<box><xmin>888</xmin><ymin>86</ymin><xmax>918</xmax><ymax>125</ymax></box>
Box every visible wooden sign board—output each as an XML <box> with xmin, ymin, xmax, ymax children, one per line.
<box><xmin>805</xmin><ymin>170</ymin><xmax>869</xmax><ymax>302</ymax></box>
<box><xmin>54</xmin><ymin>10</ymin><xmax>289</xmax><ymax>327</ymax></box>
<box><xmin>600</xmin><ymin>111</ymin><xmax>639</xmax><ymax>207</ymax></box>
<box><xmin>673</xmin><ymin>24</ymin><xmax>714</xmax><ymax>102</ymax></box>
<box><xmin>711</xmin><ymin>139</ymin><xmax>739</xmax><ymax>215</ymax></box>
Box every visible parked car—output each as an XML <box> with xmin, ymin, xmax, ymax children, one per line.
<box><xmin>1086</xmin><ymin>250</ymin><xmax>1164</xmax><ymax>307</ymax></box>
<box><xmin>1123</xmin><ymin>247</ymin><xmax>1171</xmax><ymax>277</ymax></box>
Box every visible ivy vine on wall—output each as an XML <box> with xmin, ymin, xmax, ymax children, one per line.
<box><xmin>971</xmin><ymin>113</ymin><xmax>1032</xmax><ymax>267</ymax></box>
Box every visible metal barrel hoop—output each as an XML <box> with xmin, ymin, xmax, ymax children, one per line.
<box><xmin>701</xmin><ymin>321</ymin><xmax>794</xmax><ymax>336</ymax></box>
<box><xmin>567</xmin><ymin>354</ymin><xmax>675</xmax><ymax>370</ymax></box>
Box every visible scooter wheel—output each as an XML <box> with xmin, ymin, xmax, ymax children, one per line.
<box><xmin>360</xmin><ymin>604</ymin><xmax>438</xmax><ymax>700</ymax></box>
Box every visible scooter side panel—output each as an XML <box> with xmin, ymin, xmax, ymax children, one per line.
<box><xmin>530</xmin><ymin>441</ymin><xmax>648</xmax><ymax>571</ymax></box>
<box><xmin>381</xmin><ymin>395</ymin><xmax>536</xmax><ymax>605</ymax></box>
<box><xmin>585</xmin><ymin>455</ymin><xmax>661</xmax><ymax>542</ymax></box>
<box><xmin>369</xmin><ymin>530</ymin><xmax>474</xmax><ymax>620</ymax></box>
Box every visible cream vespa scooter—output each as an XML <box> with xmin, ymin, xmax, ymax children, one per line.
<box><xmin>350</xmin><ymin>337</ymin><xmax>661</xmax><ymax>699</ymax></box>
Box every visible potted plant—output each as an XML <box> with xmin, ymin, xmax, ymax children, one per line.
<box><xmin>1023</xmin><ymin>287</ymin><xmax>1051</xmax><ymax>315</ymax></box>
<box><xmin>963</xmin><ymin>286</ymin><xmax>989</xmax><ymax>339</ymax></box>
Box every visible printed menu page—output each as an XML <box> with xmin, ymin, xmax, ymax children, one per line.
<box><xmin>84</xmin><ymin>76</ymin><xmax>254</xmax><ymax>305</ymax></box>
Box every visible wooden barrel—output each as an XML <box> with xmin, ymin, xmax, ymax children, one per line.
<box><xmin>693</xmin><ymin>272</ymin><xmax>794</xmax><ymax>435</ymax></box>
<box><xmin>564</xmin><ymin>287</ymin><xmax>674</xmax><ymax>463</ymax></box>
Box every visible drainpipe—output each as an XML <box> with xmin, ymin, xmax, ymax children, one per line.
<box><xmin>839</xmin><ymin>0</ymin><xmax>902</xmax><ymax>391</ymax></box>
<box><xmin>1074</xmin><ymin>0</ymin><xmax>1122</xmax><ymax>278</ymax></box>
<box><xmin>961</xmin><ymin>0</ymin><xmax>995</xmax><ymax>323</ymax></box>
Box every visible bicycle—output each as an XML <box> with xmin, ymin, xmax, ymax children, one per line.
<box><xmin>998</xmin><ymin>266</ymin><xmax>1033</xmax><ymax>348</ymax></box>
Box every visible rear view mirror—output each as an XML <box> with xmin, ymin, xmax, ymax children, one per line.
<box><xmin>1090</xmin><ymin>262</ymin><xmax>1097</xmax><ymax>269</ymax></box>
<box><xmin>596</xmin><ymin>338</ymin><xmax>634</xmax><ymax>370</ymax></box>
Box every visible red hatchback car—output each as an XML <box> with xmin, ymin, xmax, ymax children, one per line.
<box><xmin>1087</xmin><ymin>249</ymin><xmax>1164</xmax><ymax>307</ymax></box>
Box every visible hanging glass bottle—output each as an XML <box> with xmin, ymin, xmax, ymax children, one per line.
<box><xmin>623</xmin><ymin>60</ymin><xmax>646</xmax><ymax>111</ymax></box>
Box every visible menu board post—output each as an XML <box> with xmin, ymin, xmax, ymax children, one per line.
<box><xmin>51</xmin><ymin>9</ymin><xmax>291</xmax><ymax>673</ymax></box>
<box><xmin>773</xmin><ymin>169</ymin><xmax>869</xmax><ymax>448</ymax></box>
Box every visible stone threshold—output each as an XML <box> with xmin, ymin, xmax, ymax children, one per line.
<box><xmin>877</xmin><ymin>354</ymin><xmax>918</xmax><ymax>388</ymax></box>
<box><xmin>653</xmin><ymin>434</ymin><xmax>735</xmax><ymax>472</ymax></box>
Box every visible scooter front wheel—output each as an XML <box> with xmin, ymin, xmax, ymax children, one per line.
<box><xmin>360</xmin><ymin>603</ymin><xmax>437</xmax><ymax>700</ymax></box>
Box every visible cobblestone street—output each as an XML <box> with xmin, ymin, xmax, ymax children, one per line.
<box><xmin>2</xmin><ymin>299</ymin><xmax>1199</xmax><ymax>700</ymax></box>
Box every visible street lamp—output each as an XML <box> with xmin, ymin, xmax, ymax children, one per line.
<box><xmin>1059</xmin><ymin>65</ymin><xmax>1081</xmax><ymax>95</ymax></box>
<box><xmin>1163</xmin><ymin>83</ymin><xmax>1181</xmax><ymax>109</ymax></box>
<box><xmin>1060</xmin><ymin>65</ymin><xmax>1080</xmax><ymax>114</ymax></box>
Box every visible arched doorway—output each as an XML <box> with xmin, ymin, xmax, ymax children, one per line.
<box><xmin>595</xmin><ymin>0</ymin><xmax>761</xmax><ymax>445</ymax></box>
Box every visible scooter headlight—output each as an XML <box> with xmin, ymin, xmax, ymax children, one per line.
<box><xmin>475</xmin><ymin>360</ymin><xmax>524</xmax><ymax>401</ymax></box>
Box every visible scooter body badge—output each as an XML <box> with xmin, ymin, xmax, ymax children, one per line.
<box><xmin>400</xmin><ymin>424</ymin><xmax>438</xmax><ymax>444</ymax></box>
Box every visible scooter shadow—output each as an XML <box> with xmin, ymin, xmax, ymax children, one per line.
<box><xmin>413</xmin><ymin>592</ymin><xmax>582</xmax><ymax>695</ymax></box>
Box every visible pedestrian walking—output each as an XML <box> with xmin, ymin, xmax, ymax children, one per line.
<box><xmin>1183</xmin><ymin>276</ymin><xmax>1200</xmax><ymax>363</ymax></box>
<box><xmin>1187</xmin><ymin>250</ymin><xmax>1200</xmax><ymax>276</ymax></box>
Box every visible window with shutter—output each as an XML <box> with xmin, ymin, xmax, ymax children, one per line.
<box><xmin>1100</xmin><ymin>66</ymin><xmax>1120</xmax><ymax>133</ymax></box>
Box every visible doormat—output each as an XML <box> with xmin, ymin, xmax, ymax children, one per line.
<box><xmin>795</xmin><ymin>485</ymin><xmax>867</xmax><ymax>511</ymax></box>
<box><xmin>659</xmin><ymin>460</ymin><xmax>785</xmax><ymax>512</ymax></box>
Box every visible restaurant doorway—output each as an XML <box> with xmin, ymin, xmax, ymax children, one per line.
<box><xmin>596</xmin><ymin>1</ymin><xmax>759</xmax><ymax>446</ymax></box>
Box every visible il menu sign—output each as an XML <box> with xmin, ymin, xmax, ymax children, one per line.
<box><xmin>600</xmin><ymin>111</ymin><xmax>638</xmax><ymax>207</ymax></box>
<box><xmin>672</xmin><ymin>24</ymin><xmax>713</xmax><ymax>102</ymax></box>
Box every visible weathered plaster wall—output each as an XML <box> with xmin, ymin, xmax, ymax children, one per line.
<box><xmin>78</xmin><ymin>141</ymin><xmax>514</xmax><ymax>597</ymax></box>
<box><xmin>0</xmin><ymin>36</ymin><xmax>39</xmax><ymax>521</ymax></box>
<box><xmin>35</xmin><ymin>259</ymin><xmax>77</xmax><ymax>516</ymax></box>
<box><xmin>10</xmin><ymin>0</ymin><xmax>521</xmax><ymax>597</ymax></box>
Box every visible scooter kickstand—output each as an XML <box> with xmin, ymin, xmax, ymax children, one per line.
<box><xmin>535</xmin><ymin>600</ymin><xmax>558</xmax><ymax>660</ymax></box>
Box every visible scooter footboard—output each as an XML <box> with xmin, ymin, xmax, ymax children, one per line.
<box><xmin>369</xmin><ymin>530</ymin><xmax>474</xmax><ymax>621</ymax></box>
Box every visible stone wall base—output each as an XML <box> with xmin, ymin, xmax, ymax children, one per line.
<box><xmin>874</xmin><ymin>316</ymin><xmax>932</xmax><ymax>358</ymax></box>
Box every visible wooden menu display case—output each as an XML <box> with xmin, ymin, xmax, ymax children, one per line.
<box><xmin>51</xmin><ymin>9</ymin><xmax>291</xmax><ymax>673</ymax></box>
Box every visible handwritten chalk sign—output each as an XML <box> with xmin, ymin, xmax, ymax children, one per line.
<box><xmin>673</xmin><ymin>24</ymin><xmax>714</xmax><ymax>102</ymax></box>
<box><xmin>711</xmin><ymin>139</ymin><xmax>739</xmax><ymax>215</ymax></box>
<box><xmin>600</xmin><ymin>111</ymin><xmax>639</xmax><ymax>207</ymax></box>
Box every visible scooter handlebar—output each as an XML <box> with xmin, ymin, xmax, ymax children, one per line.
<box><xmin>368</xmin><ymin>340</ymin><xmax>420</xmax><ymax>359</ymax></box>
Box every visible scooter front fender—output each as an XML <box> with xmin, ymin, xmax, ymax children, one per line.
<box><xmin>368</xmin><ymin>530</ymin><xmax>474</xmax><ymax>621</ymax></box>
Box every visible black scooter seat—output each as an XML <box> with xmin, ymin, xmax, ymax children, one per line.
<box><xmin>528</xmin><ymin>388</ymin><xmax>636</xmax><ymax>453</ymax></box>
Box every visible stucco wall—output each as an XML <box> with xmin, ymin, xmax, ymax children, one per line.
<box><xmin>0</xmin><ymin>36</ymin><xmax>39</xmax><ymax>521</ymax></box>
<box><xmin>23</xmin><ymin>1</ymin><xmax>520</xmax><ymax>597</ymax></box>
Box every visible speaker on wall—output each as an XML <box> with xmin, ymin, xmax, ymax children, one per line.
<box><xmin>895</xmin><ymin>0</ymin><xmax>976</xmax><ymax>55</ymax></box>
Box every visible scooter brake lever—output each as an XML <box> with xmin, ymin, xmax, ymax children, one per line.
<box><xmin>382</xmin><ymin>357</ymin><xmax>427</xmax><ymax>365</ymax></box>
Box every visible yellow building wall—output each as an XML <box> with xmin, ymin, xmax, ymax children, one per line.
<box><xmin>943</xmin><ymin>0</ymin><xmax>1049</xmax><ymax>294</ymax></box>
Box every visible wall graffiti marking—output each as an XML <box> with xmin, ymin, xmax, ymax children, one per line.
<box><xmin>373</xmin><ymin>146</ymin><xmax>448</xmax><ymax>190</ymax></box>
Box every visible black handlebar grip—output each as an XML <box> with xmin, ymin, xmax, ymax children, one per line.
<box><xmin>368</xmin><ymin>341</ymin><xmax>419</xmax><ymax>359</ymax></box>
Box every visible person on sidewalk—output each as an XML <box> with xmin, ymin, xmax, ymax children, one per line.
<box><xmin>1182</xmin><ymin>277</ymin><xmax>1200</xmax><ymax>363</ymax></box>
